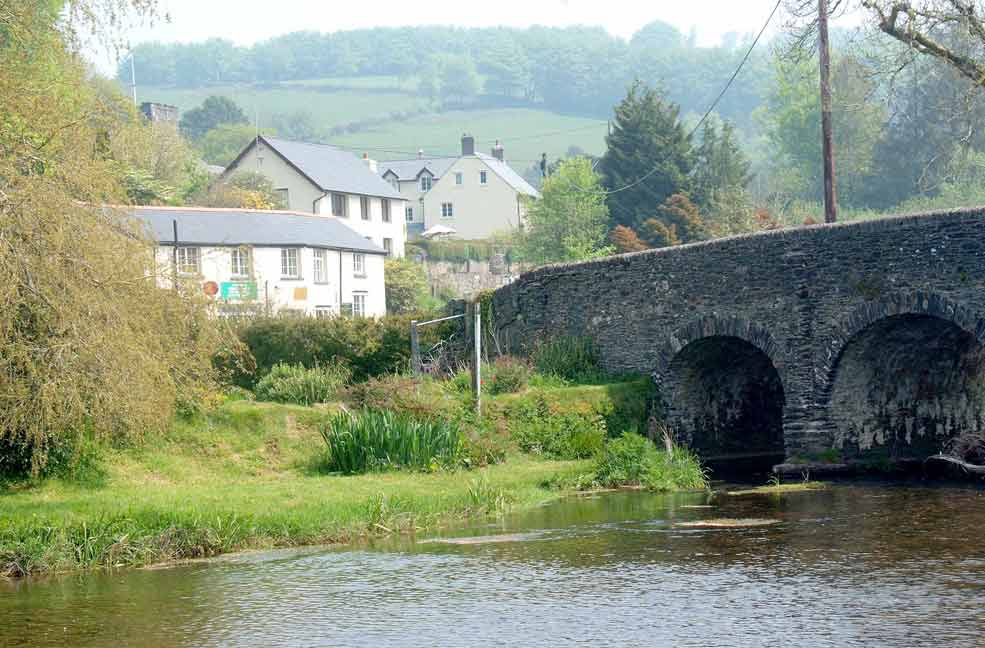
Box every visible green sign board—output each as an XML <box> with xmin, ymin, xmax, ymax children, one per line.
<box><xmin>220</xmin><ymin>281</ymin><xmax>258</xmax><ymax>301</ymax></box>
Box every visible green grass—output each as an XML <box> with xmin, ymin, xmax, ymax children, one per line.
<box><xmin>140</xmin><ymin>83</ymin><xmax>431</xmax><ymax>131</ymax></box>
<box><xmin>0</xmin><ymin>401</ymin><xmax>588</xmax><ymax>577</ymax></box>
<box><xmin>330</xmin><ymin>108</ymin><xmax>607</xmax><ymax>164</ymax></box>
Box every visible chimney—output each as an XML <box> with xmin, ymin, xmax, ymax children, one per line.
<box><xmin>362</xmin><ymin>152</ymin><xmax>378</xmax><ymax>173</ymax></box>
<box><xmin>461</xmin><ymin>133</ymin><xmax>475</xmax><ymax>157</ymax></box>
<box><xmin>417</xmin><ymin>148</ymin><xmax>424</xmax><ymax>159</ymax></box>
<box><xmin>491</xmin><ymin>139</ymin><xmax>504</xmax><ymax>162</ymax></box>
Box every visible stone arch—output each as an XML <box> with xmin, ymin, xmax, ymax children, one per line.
<box><xmin>820</xmin><ymin>292</ymin><xmax>985</xmax><ymax>462</ymax></box>
<box><xmin>655</xmin><ymin>316</ymin><xmax>787</xmax><ymax>464</ymax></box>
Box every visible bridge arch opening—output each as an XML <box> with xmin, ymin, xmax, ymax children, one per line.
<box><xmin>662</xmin><ymin>336</ymin><xmax>786</xmax><ymax>469</ymax></box>
<box><xmin>828</xmin><ymin>314</ymin><xmax>985</xmax><ymax>464</ymax></box>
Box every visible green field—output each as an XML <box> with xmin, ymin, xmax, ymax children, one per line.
<box><xmin>139</xmin><ymin>77</ymin><xmax>608</xmax><ymax>167</ymax></box>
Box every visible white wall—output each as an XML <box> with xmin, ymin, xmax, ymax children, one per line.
<box><xmin>224</xmin><ymin>141</ymin><xmax>323</xmax><ymax>214</ymax></box>
<box><xmin>421</xmin><ymin>157</ymin><xmax>528</xmax><ymax>239</ymax></box>
<box><xmin>156</xmin><ymin>245</ymin><xmax>386</xmax><ymax>317</ymax></box>
<box><xmin>395</xmin><ymin>178</ymin><xmax>427</xmax><ymax>227</ymax></box>
<box><xmin>314</xmin><ymin>193</ymin><xmax>408</xmax><ymax>258</ymax></box>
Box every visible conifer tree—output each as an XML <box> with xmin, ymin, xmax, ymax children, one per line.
<box><xmin>600</xmin><ymin>81</ymin><xmax>695</xmax><ymax>238</ymax></box>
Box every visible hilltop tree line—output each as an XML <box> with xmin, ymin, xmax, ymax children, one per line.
<box><xmin>119</xmin><ymin>23</ymin><xmax>770</xmax><ymax>129</ymax></box>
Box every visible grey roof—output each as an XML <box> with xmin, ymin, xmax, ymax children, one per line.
<box><xmin>133</xmin><ymin>207</ymin><xmax>387</xmax><ymax>254</ymax></box>
<box><xmin>378</xmin><ymin>157</ymin><xmax>458</xmax><ymax>181</ymax></box>
<box><xmin>247</xmin><ymin>136</ymin><xmax>402</xmax><ymax>200</ymax></box>
<box><xmin>476</xmin><ymin>153</ymin><xmax>540</xmax><ymax>197</ymax></box>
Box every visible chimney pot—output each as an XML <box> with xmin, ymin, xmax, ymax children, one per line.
<box><xmin>461</xmin><ymin>133</ymin><xmax>475</xmax><ymax>157</ymax></box>
<box><xmin>418</xmin><ymin>149</ymin><xmax>424</xmax><ymax>159</ymax></box>
<box><xmin>492</xmin><ymin>139</ymin><xmax>505</xmax><ymax>162</ymax></box>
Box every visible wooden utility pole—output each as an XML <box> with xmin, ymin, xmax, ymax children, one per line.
<box><xmin>818</xmin><ymin>0</ymin><xmax>838</xmax><ymax>223</ymax></box>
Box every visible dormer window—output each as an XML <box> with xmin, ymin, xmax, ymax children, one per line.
<box><xmin>420</xmin><ymin>175</ymin><xmax>432</xmax><ymax>192</ymax></box>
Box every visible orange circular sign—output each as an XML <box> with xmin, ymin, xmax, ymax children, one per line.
<box><xmin>203</xmin><ymin>281</ymin><xmax>219</xmax><ymax>297</ymax></box>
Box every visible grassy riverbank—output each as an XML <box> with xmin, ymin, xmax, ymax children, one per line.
<box><xmin>0</xmin><ymin>402</ymin><xmax>589</xmax><ymax>578</ymax></box>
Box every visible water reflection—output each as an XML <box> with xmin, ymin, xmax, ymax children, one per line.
<box><xmin>3</xmin><ymin>484</ymin><xmax>985</xmax><ymax>647</ymax></box>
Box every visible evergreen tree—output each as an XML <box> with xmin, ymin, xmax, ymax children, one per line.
<box><xmin>600</xmin><ymin>81</ymin><xmax>695</xmax><ymax>239</ymax></box>
<box><xmin>692</xmin><ymin>119</ymin><xmax>752</xmax><ymax>209</ymax></box>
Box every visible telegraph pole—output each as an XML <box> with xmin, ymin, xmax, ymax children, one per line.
<box><xmin>818</xmin><ymin>0</ymin><xmax>838</xmax><ymax>223</ymax></box>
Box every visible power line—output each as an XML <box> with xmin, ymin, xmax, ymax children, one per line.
<box><xmin>594</xmin><ymin>0</ymin><xmax>782</xmax><ymax>198</ymax></box>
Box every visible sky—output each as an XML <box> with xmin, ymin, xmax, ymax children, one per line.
<box><xmin>92</xmin><ymin>0</ymin><xmax>863</xmax><ymax>73</ymax></box>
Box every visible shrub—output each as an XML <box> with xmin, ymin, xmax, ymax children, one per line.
<box><xmin>507</xmin><ymin>394</ymin><xmax>606</xmax><ymax>459</ymax></box>
<box><xmin>485</xmin><ymin>356</ymin><xmax>531</xmax><ymax>395</ymax></box>
<box><xmin>343</xmin><ymin>374</ymin><xmax>464</xmax><ymax>419</ymax></box>
<box><xmin>320</xmin><ymin>409</ymin><xmax>464</xmax><ymax>474</ymax></box>
<box><xmin>531</xmin><ymin>336</ymin><xmax>605</xmax><ymax>383</ymax></box>
<box><xmin>593</xmin><ymin>433</ymin><xmax>707</xmax><ymax>491</ymax></box>
<box><xmin>234</xmin><ymin>314</ymin><xmax>459</xmax><ymax>387</ymax></box>
<box><xmin>254</xmin><ymin>363</ymin><xmax>351</xmax><ymax>406</ymax></box>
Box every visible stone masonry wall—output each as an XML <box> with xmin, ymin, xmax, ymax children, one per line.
<box><xmin>491</xmin><ymin>208</ymin><xmax>985</xmax><ymax>459</ymax></box>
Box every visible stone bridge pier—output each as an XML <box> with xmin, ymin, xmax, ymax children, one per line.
<box><xmin>491</xmin><ymin>208</ymin><xmax>985</xmax><ymax>471</ymax></box>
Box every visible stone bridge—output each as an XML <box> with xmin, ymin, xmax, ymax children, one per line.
<box><xmin>491</xmin><ymin>208</ymin><xmax>985</xmax><ymax>469</ymax></box>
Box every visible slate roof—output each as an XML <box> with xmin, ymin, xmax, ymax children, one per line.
<box><xmin>133</xmin><ymin>206</ymin><xmax>387</xmax><ymax>254</ymax></box>
<box><xmin>378</xmin><ymin>157</ymin><xmax>458</xmax><ymax>181</ymax></box>
<box><xmin>475</xmin><ymin>153</ymin><xmax>540</xmax><ymax>197</ymax></box>
<box><xmin>232</xmin><ymin>136</ymin><xmax>402</xmax><ymax>200</ymax></box>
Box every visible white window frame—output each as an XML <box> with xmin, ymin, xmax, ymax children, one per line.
<box><xmin>455</xmin><ymin>172</ymin><xmax>463</xmax><ymax>185</ymax></box>
<box><xmin>176</xmin><ymin>247</ymin><xmax>200</xmax><ymax>275</ymax></box>
<box><xmin>352</xmin><ymin>292</ymin><xmax>367</xmax><ymax>318</ymax></box>
<box><xmin>353</xmin><ymin>253</ymin><xmax>366</xmax><ymax>276</ymax></box>
<box><xmin>230</xmin><ymin>247</ymin><xmax>250</xmax><ymax>278</ymax></box>
<box><xmin>382</xmin><ymin>200</ymin><xmax>391</xmax><ymax>223</ymax></box>
<box><xmin>331</xmin><ymin>193</ymin><xmax>347</xmax><ymax>218</ymax></box>
<box><xmin>275</xmin><ymin>187</ymin><xmax>289</xmax><ymax>206</ymax></box>
<box><xmin>441</xmin><ymin>202</ymin><xmax>454</xmax><ymax>219</ymax></box>
<box><xmin>479</xmin><ymin>170</ymin><xmax>488</xmax><ymax>185</ymax></box>
<box><xmin>420</xmin><ymin>175</ymin><xmax>432</xmax><ymax>191</ymax></box>
<box><xmin>383</xmin><ymin>238</ymin><xmax>392</xmax><ymax>256</ymax></box>
<box><xmin>313</xmin><ymin>249</ymin><xmax>328</xmax><ymax>284</ymax></box>
<box><xmin>360</xmin><ymin>196</ymin><xmax>370</xmax><ymax>221</ymax></box>
<box><xmin>405</xmin><ymin>206</ymin><xmax>414</xmax><ymax>222</ymax></box>
<box><xmin>315</xmin><ymin>305</ymin><xmax>335</xmax><ymax>318</ymax></box>
<box><xmin>281</xmin><ymin>248</ymin><xmax>300</xmax><ymax>279</ymax></box>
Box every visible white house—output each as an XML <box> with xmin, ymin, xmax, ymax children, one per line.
<box><xmin>136</xmin><ymin>206</ymin><xmax>388</xmax><ymax>318</ymax></box>
<box><xmin>379</xmin><ymin>135</ymin><xmax>540</xmax><ymax>240</ymax></box>
<box><xmin>223</xmin><ymin>136</ymin><xmax>408</xmax><ymax>257</ymax></box>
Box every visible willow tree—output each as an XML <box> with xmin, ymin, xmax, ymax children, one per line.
<box><xmin>0</xmin><ymin>1</ymin><xmax>235</xmax><ymax>475</ymax></box>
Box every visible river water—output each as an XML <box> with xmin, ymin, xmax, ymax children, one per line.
<box><xmin>3</xmin><ymin>482</ymin><xmax>985</xmax><ymax>647</ymax></box>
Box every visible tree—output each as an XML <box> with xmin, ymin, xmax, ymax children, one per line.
<box><xmin>188</xmin><ymin>171</ymin><xmax>286</xmax><ymax>210</ymax></box>
<box><xmin>384</xmin><ymin>258</ymin><xmax>429</xmax><ymax>314</ymax></box>
<box><xmin>639</xmin><ymin>194</ymin><xmax>706</xmax><ymax>247</ymax></box>
<box><xmin>199</xmin><ymin>123</ymin><xmax>262</xmax><ymax>167</ymax></box>
<box><xmin>179</xmin><ymin>95</ymin><xmax>248</xmax><ymax>141</ymax></box>
<box><xmin>519</xmin><ymin>157</ymin><xmax>614</xmax><ymax>265</ymax></box>
<box><xmin>1</xmin><ymin>1</ymin><xmax>232</xmax><ymax>475</ymax></box>
<box><xmin>692</xmin><ymin>119</ymin><xmax>752</xmax><ymax>209</ymax></box>
<box><xmin>600</xmin><ymin>81</ymin><xmax>695</xmax><ymax>238</ymax></box>
<box><xmin>609</xmin><ymin>225</ymin><xmax>649</xmax><ymax>253</ymax></box>
<box><xmin>438</xmin><ymin>56</ymin><xmax>481</xmax><ymax>104</ymax></box>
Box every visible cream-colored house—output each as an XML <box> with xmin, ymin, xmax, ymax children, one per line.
<box><xmin>380</xmin><ymin>135</ymin><xmax>539</xmax><ymax>240</ymax></box>
<box><xmin>137</xmin><ymin>206</ymin><xmax>387</xmax><ymax>318</ymax></box>
<box><xmin>224</xmin><ymin>136</ymin><xmax>408</xmax><ymax>257</ymax></box>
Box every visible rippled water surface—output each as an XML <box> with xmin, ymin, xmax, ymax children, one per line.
<box><xmin>4</xmin><ymin>483</ymin><xmax>985</xmax><ymax>647</ymax></box>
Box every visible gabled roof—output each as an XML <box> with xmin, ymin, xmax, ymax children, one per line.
<box><xmin>228</xmin><ymin>136</ymin><xmax>402</xmax><ymax>200</ymax></box>
<box><xmin>133</xmin><ymin>206</ymin><xmax>387</xmax><ymax>255</ymax></box>
<box><xmin>377</xmin><ymin>157</ymin><xmax>458</xmax><ymax>182</ymax></box>
<box><xmin>476</xmin><ymin>153</ymin><xmax>540</xmax><ymax>197</ymax></box>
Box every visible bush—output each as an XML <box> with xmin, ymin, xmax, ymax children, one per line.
<box><xmin>320</xmin><ymin>409</ymin><xmax>464</xmax><ymax>474</ymax></box>
<box><xmin>593</xmin><ymin>433</ymin><xmax>707</xmax><ymax>491</ymax></box>
<box><xmin>233</xmin><ymin>313</ymin><xmax>459</xmax><ymax>386</ymax></box>
<box><xmin>344</xmin><ymin>374</ymin><xmax>464</xmax><ymax>419</ymax></box>
<box><xmin>531</xmin><ymin>336</ymin><xmax>605</xmax><ymax>383</ymax></box>
<box><xmin>485</xmin><ymin>356</ymin><xmax>531</xmax><ymax>395</ymax></box>
<box><xmin>506</xmin><ymin>393</ymin><xmax>606</xmax><ymax>459</ymax></box>
<box><xmin>254</xmin><ymin>363</ymin><xmax>351</xmax><ymax>406</ymax></box>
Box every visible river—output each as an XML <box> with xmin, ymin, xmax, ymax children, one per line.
<box><xmin>3</xmin><ymin>482</ymin><xmax>985</xmax><ymax>647</ymax></box>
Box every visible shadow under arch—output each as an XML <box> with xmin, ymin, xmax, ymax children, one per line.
<box><xmin>819</xmin><ymin>292</ymin><xmax>985</xmax><ymax>462</ymax></box>
<box><xmin>655</xmin><ymin>317</ymin><xmax>787</xmax><ymax>466</ymax></box>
